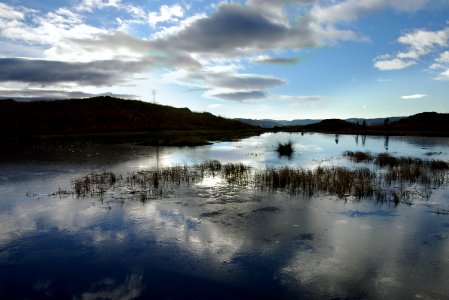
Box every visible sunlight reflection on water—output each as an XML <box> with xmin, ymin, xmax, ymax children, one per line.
<box><xmin>1</xmin><ymin>133</ymin><xmax>449</xmax><ymax>299</ymax></box>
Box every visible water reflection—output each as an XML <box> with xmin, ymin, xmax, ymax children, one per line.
<box><xmin>78</xmin><ymin>274</ymin><xmax>144</xmax><ymax>300</ymax></box>
<box><xmin>1</xmin><ymin>133</ymin><xmax>449</xmax><ymax>298</ymax></box>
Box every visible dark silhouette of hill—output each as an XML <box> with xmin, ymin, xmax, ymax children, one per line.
<box><xmin>280</xmin><ymin>119</ymin><xmax>355</xmax><ymax>132</ymax></box>
<box><xmin>0</xmin><ymin>97</ymin><xmax>261</xmax><ymax>149</ymax></box>
<box><xmin>0</xmin><ymin>96</ymin><xmax>254</xmax><ymax>137</ymax></box>
<box><xmin>275</xmin><ymin>112</ymin><xmax>449</xmax><ymax>137</ymax></box>
<box><xmin>236</xmin><ymin>116</ymin><xmax>406</xmax><ymax>128</ymax></box>
<box><xmin>303</xmin><ymin>119</ymin><xmax>355</xmax><ymax>131</ymax></box>
<box><xmin>387</xmin><ymin>112</ymin><xmax>449</xmax><ymax>133</ymax></box>
<box><xmin>346</xmin><ymin>116</ymin><xmax>404</xmax><ymax>126</ymax></box>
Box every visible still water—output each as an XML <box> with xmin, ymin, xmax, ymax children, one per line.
<box><xmin>1</xmin><ymin>133</ymin><xmax>449</xmax><ymax>299</ymax></box>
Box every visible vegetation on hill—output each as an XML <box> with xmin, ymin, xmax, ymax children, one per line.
<box><xmin>0</xmin><ymin>96</ymin><xmax>254</xmax><ymax>135</ymax></box>
<box><xmin>275</xmin><ymin>112</ymin><xmax>449</xmax><ymax>137</ymax></box>
<box><xmin>235</xmin><ymin>116</ymin><xmax>405</xmax><ymax>128</ymax></box>
<box><xmin>387</xmin><ymin>112</ymin><xmax>449</xmax><ymax>132</ymax></box>
<box><xmin>1</xmin><ymin>96</ymin><xmax>448</xmax><ymax>151</ymax></box>
<box><xmin>303</xmin><ymin>119</ymin><xmax>355</xmax><ymax>131</ymax></box>
<box><xmin>0</xmin><ymin>96</ymin><xmax>259</xmax><ymax>148</ymax></box>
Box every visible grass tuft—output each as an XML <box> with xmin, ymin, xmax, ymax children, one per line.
<box><xmin>276</xmin><ymin>140</ymin><xmax>294</xmax><ymax>157</ymax></box>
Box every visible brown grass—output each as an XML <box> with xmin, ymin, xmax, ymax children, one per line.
<box><xmin>63</xmin><ymin>153</ymin><xmax>449</xmax><ymax>205</ymax></box>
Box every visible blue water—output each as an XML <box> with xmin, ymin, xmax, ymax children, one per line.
<box><xmin>1</xmin><ymin>133</ymin><xmax>449</xmax><ymax>299</ymax></box>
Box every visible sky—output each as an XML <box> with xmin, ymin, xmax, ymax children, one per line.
<box><xmin>1</xmin><ymin>0</ymin><xmax>449</xmax><ymax>120</ymax></box>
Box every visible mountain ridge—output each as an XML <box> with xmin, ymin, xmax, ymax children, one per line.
<box><xmin>235</xmin><ymin>116</ymin><xmax>406</xmax><ymax>128</ymax></box>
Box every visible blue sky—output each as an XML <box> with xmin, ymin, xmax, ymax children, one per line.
<box><xmin>1</xmin><ymin>0</ymin><xmax>449</xmax><ymax>119</ymax></box>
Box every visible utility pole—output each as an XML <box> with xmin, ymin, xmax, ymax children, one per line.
<box><xmin>151</xmin><ymin>89</ymin><xmax>157</xmax><ymax>104</ymax></box>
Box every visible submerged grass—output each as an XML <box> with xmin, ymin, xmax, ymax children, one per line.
<box><xmin>276</xmin><ymin>140</ymin><xmax>294</xmax><ymax>157</ymax></box>
<box><xmin>344</xmin><ymin>151</ymin><xmax>449</xmax><ymax>169</ymax></box>
<box><xmin>255</xmin><ymin>166</ymin><xmax>375</xmax><ymax>199</ymax></box>
<box><xmin>72</xmin><ymin>171</ymin><xmax>119</xmax><ymax>198</ymax></box>
<box><xmin>62</xmin><ymin>152</ymin><xmax>449</xmax><ymax>205</ymax></box>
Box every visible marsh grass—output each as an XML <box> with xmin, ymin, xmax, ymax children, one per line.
<box><xmin>68</xmin><ymin>161</ymin><xmax>251</xmax><ymax>201</ymax></box>
<box><xmin>276</xmin><ymin>140</ymin><xmax>294</xmax><ymax>158</ymax></box>
<box><xmin>344</xmin><ymin>151</ymin><xmax>449</xmax><ymax>184</ymax></box>
<box><xmin>254</xmin><ymin>166</ymin><xmax>375</xmax><ymax>199</ymax></box>
<box><xmin>63</xmin><ymin>153</ymin><xmax>449</xmax><ymax>205</ymax></box>
<box><xmin>72</xmin><ymin>171</ymin><xmax>119</xmax><ymax>198</ymax></box>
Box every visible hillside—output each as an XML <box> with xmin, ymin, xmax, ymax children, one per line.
<box><xmin>303</xmin><ymin>119</ymin><xmax>355</xmax><ymax>131</ymax></box>
<box><xmin>0</xmin><ymin>96</ymin><xmax>254</xmax><ymax>135</ymax></box>
<box><xmin>346</xmin><ymin>116</ymin><xmax>404</xmax><ymax>126</ymax></box>
<box><xmin>387</xmin><ymin>112</ymin><xmax>449</xmax><ymax>133</ymax></box>
<box><xmin>0</xmin><ymin>97</ymin><xmax>260</xmax><ymax>148</ymax></box>
<box><xmin>276</xmin><ymin>112</ymin><xmax>449</xmax><ymax>137</ymax></box>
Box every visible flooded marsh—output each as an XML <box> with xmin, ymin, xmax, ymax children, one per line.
<box><xmin>1</xmin><ymin>133</ymin><xmax>449</xmax><ymax>299</ymax></box>
<box><xmin>63</xmin><ymin>152</ymin><xmax>449</xmax><ymax>207</ymax></box>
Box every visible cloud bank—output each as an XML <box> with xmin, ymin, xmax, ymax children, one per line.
<box><xmin>0</xmin><ymin>0</ymin><xmax>446</xmax><ymax>105</ymax></box>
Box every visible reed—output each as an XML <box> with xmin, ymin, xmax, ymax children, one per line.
<box><xmin>72</xmin><ymin>171</ymin><xmax>118</xmax><ymax>198</ymax></box>
<box><xmin>63</xmin><ymin>152</ymin><xmax>449</xmax><ymax>205</ymax></box>
<box><xmin>343</xmin><ymin>151</ymin><xmax>373</xmax><ymax>163</ymax></box>
<box><xmin>222</xmin><ymin>162</ymin><xmax>250</xmax><ymax>185</ymax></box>
<box><xmin>276</xmin><ymin>140</ymin><xmax>294</xmax><ymax>157</ymax></box>
<box><xmin>255</xmin><ymin>166</ymin><xmax>376</xmax><ymax>199</ymax></box>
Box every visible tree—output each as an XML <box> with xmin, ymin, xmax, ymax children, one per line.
<box><xmin>362</xmin><ymin>120</ymin><xmax>367</xmax><ymax>132</ymax></box>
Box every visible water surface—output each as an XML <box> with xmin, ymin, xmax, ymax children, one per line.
<box><xmin>1</xmin><ymin>133</ymin><xmax>449</xmax><ymax>299</ymax></box>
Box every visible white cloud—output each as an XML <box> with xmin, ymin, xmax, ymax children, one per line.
<box><xmin>374</xmin><ymin>26</ymin><xmax>449</xmax><ymax>71</ymax></box>
<box><xmin>436</xmin><ymin>69</ymin><xmax>449</xmax><ymax>80</ymax></box>
<box><xmin>436</xmin><ymin>50</ymin><xmax>449</xmax><ymax>63</ymax></box>
<box><xmin>400</xmin><ymin>94</ymin><xmax>427</xmax><ymax>100</ymax></box>
<box><xmin>152</xmin><ymin>13</ymin><xmax>206</xmax><ymax>39</ymax></box>
<box><xmin>44</xmin><ymin>31</ymin><xmax>152</xmax><ymax>63</ymax></box>
<box><xmin>76</xmin><ymin>0</ymin><xmax>121</xmax><ymax>12</ymax></box>
<box><xmin>0</xmin><ymin>3</ymin><xmax>106</xmax><ymax>46</ymax></box>
<box><xmin>430</xmin><ymin>49</ymin><xmax>449</xmax><ymax>81</ymax></box>
<box><xmin>397</xmin><ymin>28</ymin><xmax>449</xmax><ymax>58</ymax></box>
<box><xmin>0</xmin><ymin>3</ymin><xmax>27</xmax><ymax>20</ymax></box>
<box><xmin>311</xmin><ymin>0</ymin><xmax>428</xmax><ymax>24</ymax></box>
<box><xmin>374</xmin><ymin>58</ymin><xmax>416</xmax><ymax>70</ymax></box>
<box><xmin>148</xmin><ymin>4</ymin><xmax>184</xmax><ymax>27</ymax></box>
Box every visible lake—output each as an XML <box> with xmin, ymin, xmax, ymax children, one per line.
<box><xmin>1</xmin><ymin>133</ymin><xmax>449</xmax><ymax>299</ymax></box>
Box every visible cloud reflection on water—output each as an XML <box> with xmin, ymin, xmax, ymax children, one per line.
<box><xmin>1</xmin><ymin>132</ymin><xmax>449</xmax><ymax>298</ymax></box>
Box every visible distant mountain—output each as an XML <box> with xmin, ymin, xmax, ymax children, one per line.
<box><xmin>0</xmin><ymin>96</ymin><xmax>255</xmax><ymax>137</ymax></box>
<box><xmin>233</xmin><ymin>118</ymin><xmax>285</xmax><ymax>128</ymax></box>
<box><xmin>236</xmin><ymin>116</ymin><xmax>405</xmax><ymax>128</ymax></box>
<box><xmin>235</xmin><ymin>118</ymin><xmax>322</xmax><ymax>128</ymax></box>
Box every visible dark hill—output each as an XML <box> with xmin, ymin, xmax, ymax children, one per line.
<box><xmin>388</xmin><ymin>112</ymin><xmax>449</xmax><ymax>132</ymax></box>
<box><xmin>0</xmin><ymin>96</ymin><xmax>254</xmax><ymax>137</ymax></box>
<box><xmin>303</xmin><ymin>119</ymin><xmax>355</xmax><ymax>131</ymax></box>
<box><xmin>277</xmin><ymin>112</ymin><xmax>449</xmax><ymax>137</ymax></box>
